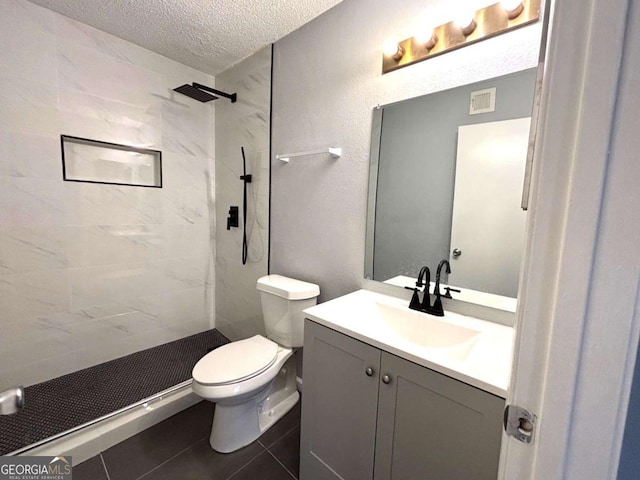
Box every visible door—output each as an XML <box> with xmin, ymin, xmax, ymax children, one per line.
<box><xmin>300</xmin><ymin>320</ymin><xmax>381</xmax><ymax>480</ymax></box>
<box><xmin>450</xmin><ymin>117</ymin><xmax>530</xmax><ymax>298</ymax></box>
<box><xmin>374</xmin><ymin>352</ymin><xmax>504</xmax><ymax>480</ymax></box>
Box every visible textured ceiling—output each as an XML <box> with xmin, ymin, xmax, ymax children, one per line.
<box><xmin>27</xmin><ymin>0</ymin><xmax>343</xmax><ymax>75</ymax></box>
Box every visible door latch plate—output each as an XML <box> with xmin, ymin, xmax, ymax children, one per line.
<box><xmin>504</xmin><ymin>404</ymin><xmax>536</xmax><ymax>444</ymax></box>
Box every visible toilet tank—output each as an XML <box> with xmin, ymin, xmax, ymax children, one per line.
<box><xmin>256</xmin><ymin>275</ymin><xmax>320</xmax><ymax>347</ymax></box>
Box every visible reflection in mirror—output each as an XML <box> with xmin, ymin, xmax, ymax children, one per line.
<box><xmin>365</xmin><ymin>68</ymin><xmax>537</xmax><ymax>307</ymax></box>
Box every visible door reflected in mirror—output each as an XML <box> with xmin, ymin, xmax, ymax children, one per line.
<box><xmin>364</xmin><ymin>68</ymin><xmax>537</xmax><ymax>308</ymax></box>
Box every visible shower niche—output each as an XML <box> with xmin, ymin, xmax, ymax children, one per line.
<box><xmin>61</xmin><ymin>135</ymin><xmax>162</xmax><ymax>188</ymax></box>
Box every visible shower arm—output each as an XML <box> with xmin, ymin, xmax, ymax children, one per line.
<box><xmin>192</xmin><ymin>83</ymin><xmax>237</xmax><ymax>103</ymax></box>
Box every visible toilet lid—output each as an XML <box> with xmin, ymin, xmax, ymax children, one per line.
<box><xmin>192</xmin><ymin>335</ymin><xmax>279</xmax><ymax>386</ymax></box>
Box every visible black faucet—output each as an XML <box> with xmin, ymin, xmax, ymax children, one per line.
<box><xmin>405</xmin><ymin>266</ymin><xmax>431</xmax><ymax>312</ymax></box>
<box><xmin>417</xmin><ymin>266</ymin><xmax>431</xmax><ymax>310</ymax></box>
<box><xmin>404</xmin><ymin>267</ymin><xmax>431</xmax><ymax>312</ymax></box>
<box><xmin>406</xmin><ymin>262</ymin><xmax>460</xmax><ymax>316</ymax></box>
<box><xmin>429</xmin><ymin>260</ymin><xmax>451</xmax><ymax>317</ymax></box>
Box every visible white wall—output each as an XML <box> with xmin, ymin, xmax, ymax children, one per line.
<box><xmin>215</xmin><ymin>47</ymin><xmax>271</xmax><ymax>341</ymax></box>
<box><xmin>0</xmin><ymin>0</ymin><xmax>215</xmax><ymax>389</ymax></box>
<box><xmin>271</xmin><ymin>0</ymin><xmax>543</xmax><ymax>301</ymax></box>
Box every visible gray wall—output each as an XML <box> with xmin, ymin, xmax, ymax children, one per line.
<box><xmin>271</xmin><ymin>0</ymin><xmax>543</xmax><ymax>302</ymax></box>
<box><xmin>372</xmin><ymin>69</ymin><xmax>537</xmax><ymax>282</ymax></box>
<box><xmin>215</xmin><ymin>47</ymin><xmax>272</xmax><ymax>341</ymax></box>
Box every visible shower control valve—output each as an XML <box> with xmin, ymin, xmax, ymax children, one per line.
<box><xmin>227</xmin><ymin>206</ymin><xmax>239</xmax><ymax>230</ymax></box>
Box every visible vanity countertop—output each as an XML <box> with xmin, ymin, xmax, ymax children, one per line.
<box><xmin>303</xmin><ymin>289</ymin><xmax>514</xmax><ymax>398</ymax></box>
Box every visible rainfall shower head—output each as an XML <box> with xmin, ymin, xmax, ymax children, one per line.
<box><xmin>173</xmin><ymin>84</ymin><xmax>218</xmax><ymax>103</ymax></box>
<box><xmin>173</xmin><ymin>83</ymin><xmax>237</xmax><ymax>103</ymax></box>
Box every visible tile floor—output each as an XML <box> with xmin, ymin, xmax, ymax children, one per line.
<box><xmin>73</xmin><ymin>400</ymin><xmax>301</xmax><ymax>480</ymax></box>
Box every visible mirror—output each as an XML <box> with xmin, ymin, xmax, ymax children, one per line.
<box><xmin>365</xmin><ymin>68</ymin><xmax>537</xmax><ymax>310</ymax></box>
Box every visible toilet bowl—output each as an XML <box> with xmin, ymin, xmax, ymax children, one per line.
<box><xmin>192</xmin><ymin>275</ymin><xmax>319</xmax><ymax>453</ymax></box>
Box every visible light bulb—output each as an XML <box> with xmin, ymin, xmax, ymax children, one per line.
<box><xmin>414</xmin><ymin>27</ymin><xmax>437</xmax><ymax>50</ymax></box>
<box><xmin>501</xmin><ymin>0</ymin><xmax>524</xmax><ymax>19</ymax></box>
<box><xmin>455</xmin><ymin>11</ymin><xmax>477</xmax><ymax>36</ymax></box>
<box><xmin>383</xmin><ymin>38</ymin><xmax>404</xmax><ymax>61</ymax></box>
<box><xmin>383</xmin><ymin>39</ymin><xmax>400</xmax><ymax>56</ymax></box>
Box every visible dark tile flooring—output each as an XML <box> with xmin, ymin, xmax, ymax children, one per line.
<box><xmin>73</xmin><ymin>400</ymin><xmax>301</xmax><ymax>480</ymax></box>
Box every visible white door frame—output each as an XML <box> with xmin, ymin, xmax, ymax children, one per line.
<box><xmin>500</xmin><ymin>0</ymin><xmax>640</xmax><ymax>478</ymax></box>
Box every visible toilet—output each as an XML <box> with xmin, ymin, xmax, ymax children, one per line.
<box><xmin>192</xmin><ymin>274</ymin><xmax>319</xmax><ymax>453</ymax></box>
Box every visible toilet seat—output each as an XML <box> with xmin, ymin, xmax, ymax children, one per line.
<box><xmin>192</xmin><ymin>335</ymin><xmax>279</xmax><ymax>386</ymax></box>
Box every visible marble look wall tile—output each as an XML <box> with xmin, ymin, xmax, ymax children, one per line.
<box><xmin>0</xmin><ymin>0</ymin><xmax>56</xmax><ymax>82</ymax></box>
<box><xmin>71</xmin><ymin>313</ymin><xmax>153</xmax><ymax>350</ymax></box>
<box><xmin>161</xmin><ymin>285</ymin><xmax>212</xmax><ymax>326</ymax></box>
<box><xmin>4</xmin><ymin>132</ymin><xmax>60</xmax><ymax>180</ymax></box>
<box><xmin>216</xmin><ymin>47</ymin><xmax>272</xmax><ymax>110</ymax></box>
<box><xmin>215</xmin><ymin>110</ymin><xmax>269</xmax><ymax>160</ymax></box>
<box><xmin>255</xmin><ymin>194</ymin><xmax>269</xmax><ymax>230</ymax></box>
<box><xmin>0</xmin><ymin>178</ymin><xmax>65</xmax><ymax>228</ymax></box>
<box><xmin>0</xmin><ymin>352</ymin><xmax>76</xmax><ymax>391</ymax></box>
<box><xmin>73</xmin><ymin>342</ymin><xmax>132</xmax><ymax>370</ymax></box>
<box><xmin>0</xmin><ymin>227</ymin><xmax>68</xmax><ymax>275</ymax></box>
<box><xmin>164</xmin><ymin>223</ymin><xmax>212</xmax><ymax>260</ymax></box>
<box><xmin>215</xmin><ymin>42</ymin><xmax>271</xmax><ymax>340</ymax></box>
<box><xmin>64</xmin><ymin>182</ymin><xmax>163</xmax><ymax>226</ymax></box>
<box><xmin>165</xmin><ymin>318</ymin><xmax>212</xmax><ymax>340</ymax></box>
<box><xmin>66</xmin><ymin>225</ymin><xmax>164</xmax><ymax>268</ymax></box>
<box><xmin>0</xmin><ymin>269</ymin><xmax>70</xmax><ymax>323</ymax></box>
<box><xmin>69</xmin><ymin>262</ymin><xmax>165</xmax><ymax>310</ymax></box>
<box><xmin>246</xmin><ymin>227</ymin><xmax>268</xmax><ymax>266</ymax></box>
<box><xmin>102</xmin><ymin>311</ymin><xmax>162</xmax><ymax>337</ymax></box>
<box><xmin>57</xmin><ymin>42</ymin><xmax>162</xmax><ymax>108</ymax></box>
<box><xmin>118</xmin><ymin>327</ymin><xmax>174</xmax><ymax>358</ymax></box>
<box><xmin>0</xmin><ymin>75</ymin><xmax>60</xmax><ymax>135</ymax></box>
<box><xmin>161</xmin><ymin>98</ymin><xmax>214</xmax><ymax>157</ymax></box>
<box><xmin>119</xmin><ymin>292</ymin><xmax>165</xmax><ymax>320</ymax></box>
<box><xmin>162</xmin><ymin>152</ymin><xmax>211</xmax><ymax>190</ymax></box>
<box><xmin>163</xmin><ymin>257</ymin><xmax>210</xmax><ymax>291</ymax></box>
<box><xmin>0</xmin><ymin>326</ymin><xmax>72</xmax><ymax>368</ymax></box>
<box><xmin>32</xmin><ymin>303</ymin><xmax>137</xmax><ymax>332</ymax></box>
<box><xmin>162</xmin><ymin>183</ymin><xmax>209</xmax><ymax>225</ymax></box>
<box><xmin>58</xmin><ymin>89</ymin><xmax>162</xmax><ymax>149</ymax></box>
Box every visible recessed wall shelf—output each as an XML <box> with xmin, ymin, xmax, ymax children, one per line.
<box><xmin>61</xmin><ymin>135</ymin><xmax>162</xmax><ymax>188</ymax></box>
<box><xmin>276</xmin><ymin>147</ymin><xmax>342</xmax><ymax>163</ymax></box>
<box><xmin>382</xmin><ymin>0</ymin><xmax>541</xmax><ymax>74</ymax></box>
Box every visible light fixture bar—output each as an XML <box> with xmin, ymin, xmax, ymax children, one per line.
<box><xmin>382</xmin><ymin>0</ymin><xmax>540</xmax><ymax>74</ymax></box>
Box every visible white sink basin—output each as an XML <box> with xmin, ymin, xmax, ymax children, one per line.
<box><xmin>374</xmin><ymin>302</ymin><xmax>480</xmax><ymax>360</ymax></box>
<box><xmin>302</xmin><ymin>289</ymin><xmax>515</xmax><ymax>397</ymax></box>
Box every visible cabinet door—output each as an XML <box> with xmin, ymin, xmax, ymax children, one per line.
<box><xmin>374</xmin><ymin>353</ymin><xmax>505</xmax><ymax>480</ymax></box>
<box><xmin>300</xmin><ymin>320</ymin><xmax>381</xmax><ymax>480</ymax></box>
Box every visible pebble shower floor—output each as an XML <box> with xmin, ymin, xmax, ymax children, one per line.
<box><xmin>0</xmin><ymin>329</ymin><xmax>229</xmax><ymax>455</ymax></box>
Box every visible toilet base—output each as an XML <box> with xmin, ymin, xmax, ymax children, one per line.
<box><xmin>209</xmin><ymin>355</ymin><xmax>299</xmax><ymax>453</ymax></box>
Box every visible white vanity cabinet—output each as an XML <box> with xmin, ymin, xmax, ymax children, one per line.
<box><xmin>300</xmin><ymin>319</ymin><xmax>505</xmax><ymax>480</ymax></box>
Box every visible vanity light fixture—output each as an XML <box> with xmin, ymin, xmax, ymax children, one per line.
<box><xmin>383</xmin><ymin>38</ymin><xmax>405</xmax><ymax>61</ymax></box>
<box><xmin>381</xmin><ymin>0</ymin><xmax>540</xmax><ymax>74</ymax></box>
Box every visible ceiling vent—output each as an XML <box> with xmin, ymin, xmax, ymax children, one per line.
<box><xmin>469</xmin><ymin>87</ymin><xmax>496</xmax><ymax>115</ymax></box>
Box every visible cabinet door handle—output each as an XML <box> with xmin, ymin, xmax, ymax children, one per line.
<box><xmin>365</xmin><ymin>367</ymin><xmax>375</xmax><ymax>377</ymax></box>
<box><xmin>382</xmin><ymin>374</ymin><xmax>392</xmax><ymax>384</ymax></box>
